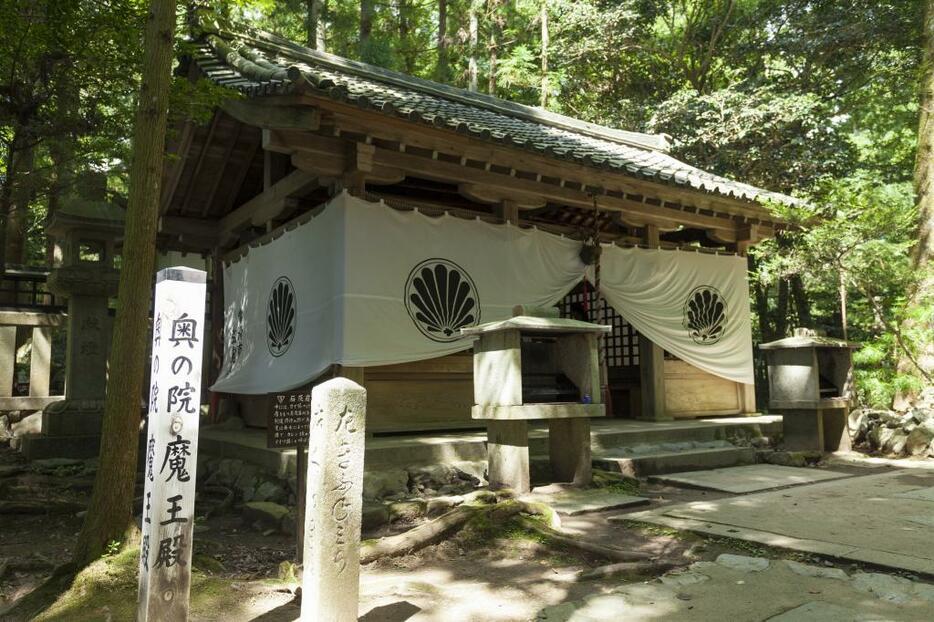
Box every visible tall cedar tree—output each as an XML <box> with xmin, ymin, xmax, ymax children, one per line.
<box><xmin>912</xmin><ymin>0</ymin><xmax>934</xmax><ymax>376</ymax></box>
<box><xmin>71</xmin><ymin>0</ymin><xmax>178</xmax><ymax>567</ymax></box>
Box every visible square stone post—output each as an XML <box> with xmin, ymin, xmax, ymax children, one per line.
<box><xmin>28</xmin><ymin>326</ymin><xmax>52</xmax><ymax>398</ymax></box>
<box><xmin>487</xmin><ymin>419</ymin><xmax>530</xmax><ymax>493</ymax></box>
<box><xmin>302</xmin><ymin>377</ymin><xmax>367</xmax><ymax>622</ymax></box>
<box><xmin>548</xmin><ymin>418</ymin><xmax>591</xmax><ymax>485</ymax></box>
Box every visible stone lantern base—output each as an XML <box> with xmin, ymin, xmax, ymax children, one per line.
<box><xmin>20</xmin><ymin>399</ymin><xmax>106</xmax><ymax>459</ymax></box>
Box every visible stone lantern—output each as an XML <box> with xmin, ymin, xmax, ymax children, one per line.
<box><xmin>21</xmin><ymin>173</ymin><xmax>124</xmax><ymax>459</ymax></box>
<box><xmin>759</xmin><ymin>328</ymin><xmax>860</xmax><ymax>453</ymax></box>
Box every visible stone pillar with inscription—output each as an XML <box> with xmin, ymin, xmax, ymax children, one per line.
<box><xmin>21</xmin><ymin>173</ymin><xmax>124</xmax><ymax>459</ymax></box>
<box><xmin>138</xmin><ymin>267</ymin><xmax>207</xmax><ymax>621</ymax></box>
<box><xmin>302</xmin><ymin>378</ymin><xmax>367</xmax><ymax>622</ymax></box>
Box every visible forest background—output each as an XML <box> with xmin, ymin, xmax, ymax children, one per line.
<box><xmin>1</xmin><ymin>0</ymin><xmax>931</xmax><ymax>408</ymax></box>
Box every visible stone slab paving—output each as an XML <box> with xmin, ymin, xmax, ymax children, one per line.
<box><xmin>616</xmin><ymin>470</ymin><xmax>934</xmax><ymax>576</ymax></box>
<box><xmin>537</xmin><ymin>555</ymin><xmax>934</xmax><ymax>622</ymax></box>
<box><xmin>525</xmin><ymin>486</ymin><xmax>650</xmax><ymax>516</ymax></box>
<box><xmin>651</xmin><ymin>464</ymin><xmax>851</xmax><ymax>493</ymax></box>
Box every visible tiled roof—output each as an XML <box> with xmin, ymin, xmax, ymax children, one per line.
<box><xmin>189</xmin><ymin>18</ymin><xmax>797</xmax><ymax>208</ymax></box>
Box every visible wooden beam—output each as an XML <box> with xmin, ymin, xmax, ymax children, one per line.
<box><xmin>307</xmin><ymin>98</ymin><xmax>780</xmax><ymax>222</ymax></box>
<box><xmin>160</xmin><ymin>120</ymin><xmax>195</xmax><ymax>215</ymax></box>
<box><xmin>459</xmin><ymin>183</ymin><xmax>546</xmax><ymax>209</ymax></box>
<box><xmin>264</xmin><ymin>150</ymin><xmax>291</xmax><ymax>189</ymax></box>
<box><xmin>201</xmin><ymin>123</ymin><xmax>243</xmax><ymax>218</ymax></box>
<box><xmin>222</xmin><ymin>137</ymin><xmax>261</xmax><ymax>215</ymax></box>
<box><xmin>222</xmin><ymin>99</ymin><xmax>321</xmax><ymax>131</ymax></box>
<box><xmin>179</xmin><ymin>112</ymin><xmax>221</xmax><ymax>215</ymax></box>
<box><xmin>220</xmin><ymin>169</ymin><xmax>320</xmax><ymax>239</ymax></box>
<box><xmin>497</xmin><ymin>200</ymin><xmax>520</xmax><ymax>224</ymax></box>
<box><xmin>644</xmin><ymin>224</ymin><xmax>660</xmax><ymax>248</ymax></box>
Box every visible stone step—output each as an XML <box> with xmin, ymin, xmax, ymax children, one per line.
<box><xmin>592</xmin><ymin>446</ymin><xmax>757</xmax><ymax>478</ymax></box>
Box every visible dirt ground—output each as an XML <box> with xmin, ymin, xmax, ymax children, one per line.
<box><xmin>2</xmin><ymin>445</ymin><xmax>932</xmax><ymax>621</ymax></box>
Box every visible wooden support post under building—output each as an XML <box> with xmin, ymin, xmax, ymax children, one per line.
<box><xmin>497</xmin><ymin>199</ymin><xmax>519</xmax><ymax>225</ymax></box>
<box><xmin>637</xmin><ymin>224</ymin><xmax>670</xmax><ymax>421</ymax></box>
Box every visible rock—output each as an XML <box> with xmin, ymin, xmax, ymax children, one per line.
<box><xmin>362</xmin><ymin>468</ymin><xmax>409</xmax><ymax>500</ymax></box>
<box><xmin>212</xmin><ymin>415</ymin><xmax>246</xmax><ymax>430</ymax></box>
<box><xmin>280</xmin><ymin>507</ymin><xmax>297</xmax><ymax>536</ymax></box>
<box><xmin>241</xmin><ymin>501</ymin><xmax>290</xmax><ymax>531</ymax></box>
<box><xmin>715</xmin><ymin>554</ymin><xmax>770</xmax><ymax>572</ymax></box>
<box><xmin>0</xmin><ymin>415</ymin><xmax>11</xmax><ymax>440</ymax></box>
<box><xmin>760</xmin><ymin>451</ymin><xmax>806</xmax><ymax>468</ymax></box>
<box><xmin>406</xmin><ymin>464</ymin><xmax>459</xmax><ymax>490</ymax></box>
<box><xmin>388</xmin><ymin>499</ymin><xmax>426</xmax><ymax>523</ymax></box>
<box><xmin>234</xmin><ymin>463</ymin><xmax>260</xmax><ymax>501</ymax></box>
<box><xmin>253</xmin><ymin>480</ymin><xmax>288</xmax><ymax>504</ymax></box>
<box><xmin>782</xmin><ymin>560</ymin><xmax>847</xmax><ymax>580</ymax></box>
<box><xmin>660</xmin><ymin>570</ymin><xmax>709</xmax><ymax>586</ymax></box>
<box><xmin>913</xmin><ymin>582</ymin><xmax>934</xmax><ymax>603</ymax></box>
<box><xmin>212</xmin><ymin>458</ymin><xmax>245</xmax><ymax>487</ymax></box>
<box><xmin>851</xmin><ymin>572</ymin><xmax>914</xmax><ymax>604</ymax></box>
<box><xmin>884</xmin><ymin>431</ymin><xmax>909</xmax><ymax>456</ymax></box>
<box><xmin>869</xmin><ymin>426</ymin><xmax>896</xmax><ymax>451</ymax></box>
<box><xmin>31</xmin><ymin>458</ymin><xmax>84</xmax><ymax>472</ymax></box>
<box><xmin>452</xmin><ymin>460</ymin><xmax>487</xmax><ymax>485</ymax></box>
<box><xmin>11</xmin><ymin>412</ymin><xmax>41</xmax><ymax>437</ymax></box>
<box><xmin>906</xmin><ymin>420</ymin><xmax>934</xmax><ymax>456</ymax></box>
<box><xmin>192</xmin><ymin>554</ymin><xmax>226</xmax><ymax>575</ymax></box>
<box><xmin>750</xmin><ymin>436</ymin><xmax>771</xmax><ymax>449</ymax></box>
<box><xmin>848</xmin><ymin>408</ymin><xmax>866</xmax><ymax>433</ymax></box>
<box><xmin>362</xmin><ymin>502</ymin><xmax>390</xmax><ymax>531</ymax></box>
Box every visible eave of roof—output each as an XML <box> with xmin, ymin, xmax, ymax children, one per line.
<box><xmin>189</xmin><ymin>14</ymin><xmax>798</xmax><ymax>211</ymax></box>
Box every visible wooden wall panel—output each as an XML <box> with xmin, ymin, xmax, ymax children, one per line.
<box><xmin>664</xmin><ymin>360</ymin><xmax>743</xmax><ymax>418</ymax></box>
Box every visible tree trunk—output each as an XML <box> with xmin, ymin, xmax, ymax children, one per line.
<box><xmin>468</xmin><ymin>1</ymin><xmax>478</xmax><ymax>91</ymax></box>
<box><xmin>901</xmin><ymin>0</ymin><xmax>934</xmax><ymax>385</ymax></box>
<box><xmin>790</xmin><ymin>275</ymin><xmax>812</xmax><ymax>329</ymax></box>
<box><xmin>774</xmin><ymin>279</ymin><xmax>790</xmax><ymax>339</ymax></box>
<box><xmin>487</xmin><ymin>0</ymin><xmax>503</xmax><ymax>94</ymax></box>
<box><xmin>540</xmin><ymin>0</ymin><xmax>548</xmax><ymax>108</ymax></box>
<box><xmin>436</xmin><ymin>0</ymin><xmax>448</xmax><ymax>81</ymax></box>
<box><xmin>306</xmin><ymin>0</ymin><xmax>324</xmax><ymax>51</ymax></box>
<box><xmin>4</xmin><ymin>126</ymin><xmax>36</xmax><ymax>268</ymax></box>
<box><xmin>397</xmin><ymin>0</ymin><xmax>415</xmax><ymax>74</ymax></box>
<box><xmin>753</xmin><ymin>282</ymin><xmax>772</xmax><ymax>342</ymax></box>
<box><xmin>360</xmin><ymin>0</ymin><xmax>374</xmax><ymax>62</ymax></box>
<box><xmin>71</xmin><ymin>0</ymin><xmax>177</xmax><ymax>569</ymax></box>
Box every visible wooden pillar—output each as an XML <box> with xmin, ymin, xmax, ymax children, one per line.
<box><xmin>740</xmin><ymin>383</ymin><xmax>757</xmax><ymax>414</ymax></box>
<box><xmin>638</xmin><ymin>334</ymin><xmax>669</xmax><ymax>421</ymax></box>
<box><xmin>637</xmin><ymin>223</ymin><xmax>670</xmax><ymax>421</ymax></box>
<box><xmin>497</xmin><ymin>200</ymin><xmax>519</xmax><ymax>225</ymax></box>
<box><xmin>28</xmin><ymin>326</ymin><xmax>52</xmax><ymax>397</ymax></box>
<box><xmin>0</xmin><ymin>325</ymin><xmax>15</xmax><ymax>397</ymax></box>
<box><xmin>264</xmin><ymin>150</ymin><xmax>290</xmax><ymax>190</ymax></box>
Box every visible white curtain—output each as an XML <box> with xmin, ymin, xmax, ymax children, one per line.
<box><xmin>211</xmin><ymin>193</ymin><xmax>754</xmax><ymax>394</ymax></box>
<box><xmin>211</xmin><ymin>193</ymin><xmax>584</xmax><ymax>394</ymax></box>
<box><xmin>594</xmin><ymin>246</ymin><xmax>755</xmax><ymax>385</ymax></box>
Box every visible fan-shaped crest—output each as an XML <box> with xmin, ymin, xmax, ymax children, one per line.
<box><xmin>684</xmin><ymin>285</ymin><xmax>726</xmax><ymax>345</ymax></box>
<box><xmin>267</xmin><ymin>277</ymin><xmax>296</xmax><ymax>356</ymax></box>
<box><xmin>404</xmin><ymin>259</ymin><xmax>480</xmax><ymax>342</ymax></box>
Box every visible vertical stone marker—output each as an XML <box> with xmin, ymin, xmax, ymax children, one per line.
<box><xmin>138</xmin><ymin>267</ymin><xmax>207</xmax><ymax>622</ymax></box>
<box><xmin>302</xmin><ymin>377</ymin><xmax>367</xmax><ymax>622</ymax></box>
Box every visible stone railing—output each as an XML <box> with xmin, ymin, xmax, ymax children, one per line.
<box><xmin>0</xmin><ymin>310</ymin><xmax>66</xmax><ymax>412</ymax></box>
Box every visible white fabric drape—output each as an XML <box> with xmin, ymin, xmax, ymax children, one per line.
<box><xmin>211</xmin><ymin>192</ymin><xmax>754</xmax><ymax>394</ymax></box>
<box><xmin>211</xmin><ymin>193</ymin><xmax>584</xmax><ymax>394</ymax></box>
<box><xmin>594</xmin><ymin>245</ymin><xmax>755</xmax><ymax>385</ymax></box>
